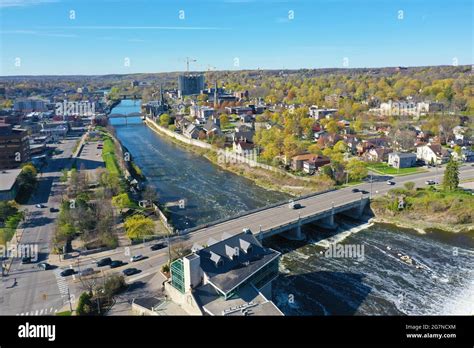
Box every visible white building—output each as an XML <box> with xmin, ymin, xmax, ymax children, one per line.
<box><xmin>309</xmin><ymin>105</ymin><xmax>337</xmax><ymax>120</ymax></box>
<box><xmin>372</xmin><ymin>100</ymin><xmax>444</xmax><ymax>117</ymax></box>
<box><xmin>416</xmin><ymin>143</ymin><xmax>450</xmax><ymax>165</ymax></box>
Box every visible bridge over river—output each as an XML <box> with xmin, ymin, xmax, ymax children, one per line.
<box><xmin>182</xmin><ymin>189</ymin><xmax>370</xmax><ymax>241</ymax></box>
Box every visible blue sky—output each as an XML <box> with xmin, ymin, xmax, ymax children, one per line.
<box><xmin>0</xmin><ymin>0</ymin><xmax>472</xmax><ymax>75</ymax></box>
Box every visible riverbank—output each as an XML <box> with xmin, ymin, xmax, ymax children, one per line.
<box><xmin>370</xmin><ymin>216</ymin><xmax>474</xmax><ymax>234</ymax></box>
<box><xmin>370</xmin><ymin>186</ymin><xmax>474</xmax><ymax>234</ymax></box>
<box><xmin>144</xmin><ymin>118</ymin><xmax>334</xmax><ymax>196</ymax></box>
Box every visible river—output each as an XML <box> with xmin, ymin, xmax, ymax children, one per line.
<box><xmin>111</xmin><ymin>100</ymin><xmax>474</xmax><ymax>316</ymax></box>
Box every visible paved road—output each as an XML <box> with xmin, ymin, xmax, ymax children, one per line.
<box><xmin>2</xmin><ymin>155</ymin><xmax>473</xmax><ymax>316</ymax></box>
<box><xmin>45</xmin><ymin>164</ymin><xmax>474</xmax><ymax>314</ymax></box>
<box><xmin>0</xmin><ymin>134</ymin><xmax>82</xmax><ymax>316</ymax></box>
<box><xmin>180</xmin><ymin>165</ymin><xmax>474</xmax><ymax>242</ymax></box>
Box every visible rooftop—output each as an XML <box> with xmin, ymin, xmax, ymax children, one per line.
<box><xmin>0</xmin><ymin>168</ymin><xmax>22</xmax><ymax>191</ymax></box>
<box><xmin>196</xmin><ymin>232</ymin><xmax>280</xmax><ymax>295</ymax></box>
<box><xmin>193</xmin><ymin>283</ymin><xmax>283</xmax><ymax>316</ymax></box>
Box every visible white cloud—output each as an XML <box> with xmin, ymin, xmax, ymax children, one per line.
<box><xmin>40</xmin><ymin>26</ymin><xmax>230</xmax><ymax>31</ymax></box>
<box><xmin>0</xmin><ymin>30</ymin><xmax>77</xmax><ymax>38</ymax></box>
<box><xmin>0</xmin><ymin>0</ymin><xmax>59</xmax><ymax>8</ymax></box>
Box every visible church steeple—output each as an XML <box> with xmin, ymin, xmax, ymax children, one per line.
<box><xmin>214</xmin><ymin>80</ymin><xmax>218</xmax><ymax>109</ymax></box>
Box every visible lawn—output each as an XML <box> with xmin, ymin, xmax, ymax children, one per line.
<box><xmin>0</xmin><ymin>212</ymin><xmax>23</xmax><ymax>245</ymax></box>
<box><xmin>101</xmin><ymin>137</ymin><xmax>121</xmax><ymax>175</ymax></box>
<box><xmin>368</xmin><ymin>163</ymin><xmax>426</xmax><ymax>176</ymax></box>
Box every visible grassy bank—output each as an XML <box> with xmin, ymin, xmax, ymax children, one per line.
<box><xmin>371</xmin><ymin>186</ymin><xmax>474</xmax><ymax>233</ymax></box>
<box><xmin>101</xmin><ymin>136</ymin><xmax>121</xmax><ymax>175</ymax></box>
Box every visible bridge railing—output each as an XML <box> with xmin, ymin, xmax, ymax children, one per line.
<box><xmin>179</xmin><ymin>188</ymin><xmax>338</xmax><ymax>235</ymax></box>
<box><xmin>261</xmin><ymin>197</ymin><xmax>368</xmax><ymax>236</ymax></box>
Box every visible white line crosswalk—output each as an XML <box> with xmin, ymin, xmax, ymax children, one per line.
<box><xmin>53</xmin><ymin>268</ymin><xmax>71</xmax><ymax>303</ymax></box>
<box><xmin>16</xmin><ymin>307</ymin><xmax>58</xmax><ymax>316</ymax></box>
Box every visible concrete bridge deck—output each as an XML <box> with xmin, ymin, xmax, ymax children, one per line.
<box><xmin>182</xmin><ymin>189</ymin><xmax>369</xmax><ymax>241</ymax></box>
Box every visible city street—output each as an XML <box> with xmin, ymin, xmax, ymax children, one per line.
<box><xmin>1</xmin><ymin>134</ymin><xmax>82</xmax><ymax>316</ymax></box>
<box><xmin>43</xmin><ymin>164</ymin><xmax>474</xmax><ymax>316</ymax></box>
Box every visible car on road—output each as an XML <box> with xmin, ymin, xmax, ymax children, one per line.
<box><xmin>21</xmin><ymin>256</ymin><xmax>32</xmax><ymax>264</ymax></box>
<box><xmin>60</xmin><ymin>269</ymin><xmax>76</xmax><ymax>277</ymax></box>
<box><xmin>110</xmin><ymin>260</ymin><xmax>126</xmax><ymax>268</ymax></box>
<box><xmin>425</xmin><ymin>180</ymin><xmax>436</xmax><ymax>185</ymax></box>
<box><xmin>35</xmin><ymin>204</ymin><xmax>46</xmax><ymax>208</ymax></box>
<box><xmin>150</xmin><ymin>243</ymin><xmax>166</xmax><ymax>251</ymax></box>
<box><xmin>37</xmin><ymin>262</ymin><xmax>52</xmax><ymax>270</ymax></box>
<box><xmin>122</xmin><ymin>268</ymin><xmax>140</xmax><ymax>276</ymax></box>
<box><xmin>386</xmin><ymin>180</ymin><xmax>395</xmax><ymax>185</ymax></box>
<box><xmin>130</xmin><ymin>255</ymin><xmax>146</xmax><ymax>262</ymax></box>
<box><xmin>79</xmin><ymin>268</ymin><xmax>95</xmax><ymax>277</ymax></box>
<box><xmin>288</xmin><ymin>200</ymin><xmax>302</xmax><ymax>209</ymax></box>
<box><xmin>351</xmin><ymin>188</ymin><xmax>359</xmax><ymax>193</ymax></box>
<box><xmin>96</xmin><ymin>257</ymin><xmax>112</xmax><ymax>267</ymax></box>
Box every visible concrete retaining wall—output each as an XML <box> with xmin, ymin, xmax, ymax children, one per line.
<box><xmin>164</xmin><ymin>281</ymin><xmax>203</xmax><ymax>315</ymax></box>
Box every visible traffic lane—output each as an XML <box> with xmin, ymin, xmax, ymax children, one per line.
<box><xmin>4</xmin><ymin>142</ymin><xmax>77</xmax><ymax>314</ymax></box>
<box><xmin>63</xmin><ymin>251</ymin><xmax>169</xmax><ymax>294</ymax></box>
<box><xmin>61</xmin><ymin>245</ymin><xmax>169</xmax><ymax>275</ymax></box>
<box><xmin>184</xmin><ymin>167</ymin><xmax>474</xmax><ymax>239</ymax></box>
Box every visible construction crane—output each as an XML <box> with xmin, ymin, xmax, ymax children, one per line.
<box><xmin>186</xmin><ymin>57</ymin><xmax>196</xmax><ymax>73</ymax></box>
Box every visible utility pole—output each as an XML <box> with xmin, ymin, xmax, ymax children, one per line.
<box><xmin>370</xmin><ymin>174</ymin><xmax>373</xmax><ymax>199</ymax></box>
<box><xmin>67</xmin><ymin>288</ymin><xmax>73</xmax><ymax>312</ymax></box>
<box><xmin>167</xmin><ymin>234</ymin><xmax>172</xmax><ymax>266</ymax></box>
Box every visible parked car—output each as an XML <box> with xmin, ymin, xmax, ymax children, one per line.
<box><xmin>150</xmin><ymin>243</ymin><xmax>166</xmax><ymax>251</ymax></box>
<box><xmin>386</xmin><ymin>180</ymin><xmax>395</xmax><ymax>185</ymax></box>
<box><xmin>360</xmin><ymin>190</ymin><xmax>369</xmax><ymax>194</ymax></box>
<box><xmin>425</xmin><ymin>180</ymin><xmax>436</xmax><ymax>185</ymax></box>
<box><xmin>21</xmin><ymin>256</ymin><xmax>32</xmax><ymax>264</ymax></box>
<box><xmin>35</xmin><ymin>204</ymin><xmax>46</xmax><ymax>208</ymax></box>
<box><xmin>130</xmin><ymin>255</ymin><xmax>145</xmax><ymax>262</ymax></box>
<box><xmin>96</xmin><ymin>257</ymin><xmax>112</xmax><ymax>267</ymax></box>
<box><xmin>37</xmin><ymin>262</ymin><xmax>52</xmax><ymax>270</ymax></box>
<box><xmin>60</xmin><ymin>269</ymin><xmax>76</xmax><ymax>277</ymax></box>
<box><xmin>49</xmin><ymin>207</ymin><xmax>59</xmax><ymax>213</ymax></box>
<box><xmin>110</xmin><ymin>260</ymin><xmax>126</xmax><ymax>269</ymax></box>
<box><xmin>351</xmin><ymin>188</ymin><xmax>359</xmax><ymax>193</ymax></box>
<box><xmin>122</xmin><ymin>268</ymin><xmax>140</xmax><ymax>276</ymax></box>
<box><xmin>79</xmin><ymin>268</ymin><xmax>94</xmax><ymax>277</ymax></box>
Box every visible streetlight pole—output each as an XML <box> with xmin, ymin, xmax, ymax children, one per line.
<box><xmin>370</xmin><ymin>174</ymin><xmax>373</xmax><ymax>199</ymax></box>
<box><xmin>67</xmin><ymin>288</ymin><xmax>73</xmax><ymax>312</ymax></box>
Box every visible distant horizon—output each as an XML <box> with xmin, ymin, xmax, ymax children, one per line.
<box><xmin>1</xmin><ymin>0</ymin><xmax>472</xmax><ymax>76</ymax></box>
<box><xmin>0</xmin><ymin>64</ymin><xmax>472</xmax><ymax>79</ymax></box>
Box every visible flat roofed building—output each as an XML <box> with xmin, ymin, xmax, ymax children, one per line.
<box><xmin>178</xmin><ymin>74</ymin><xmax>205</xmax><ymax>98</ymax></box>
<box><xmin>0</xmin><ymin>123</ymin><xmax>30</xmax><ymax>170</ymax></box>
<box><xmin>0</xmin><ymin>168</ymin><xmax>22</xmax><ymax>201</ymax></box>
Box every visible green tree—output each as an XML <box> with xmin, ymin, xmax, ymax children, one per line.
<box><xmin>124</xmin><ymin>214</ymin><xmax>155</xmax><ymax>240</ymax></box>
<box><xmin>159</xmin><ymin>113</ymin><xmax>171</xmax><ymax>128</ymax></box>
<box><xmin>442</xmin><ymin>156</ymin><xmax>459</xmax><ymax>191</ymax></box>
<box><xmin>325</xmin><ymin>120</ymin><xmax>339</xmax><ymax>134</ymax></box>
<box><xmin>352</xmin><ymin>119</ymin><xmax>363</xmax><ymax>132</ymax></box>
<box><xmin>345</xmin><ymin>158</ymin><xmax>368</xmax><ymax>182</ymax></box>
<box><xmin>76</xmin><ymin>292</ymin><xmax>93</xmax><ymax>316</ymax></box>
<box><xmin>219</xmin><ymin>114</ymin><xmax>230</xmax><ymax>128</ymax></box>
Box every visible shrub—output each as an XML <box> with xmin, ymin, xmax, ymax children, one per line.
<box><xmin>103</xmin><ymin>274</ymin><xmax>126</xmax><ymax>298</ymax></box>
<box><xmin>76</xmin><ymin>292</ymin><xmax>93</xmax><ymax>316</ymax></box>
